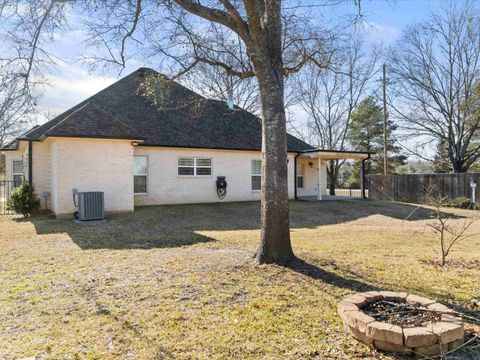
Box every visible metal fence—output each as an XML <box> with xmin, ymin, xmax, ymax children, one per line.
<box><xmin>0</xmin><ymin>181</ymin><xmax>15</xmax><ymax>215</ymax></box>
<box><xmin>367</xmin><ymin>173</ymin><xmax>480</xmax><ymax>205</ymax></box>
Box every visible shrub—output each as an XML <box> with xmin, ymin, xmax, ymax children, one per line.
<box><xmin>445</xmin><ymin>197</ymin><xmax>473</xmax><ymax>209</ymax></box>
<box><xmin>7</xmin><ymin>181</ymin><xmax>40</xmax><ymax>216</ymax></box>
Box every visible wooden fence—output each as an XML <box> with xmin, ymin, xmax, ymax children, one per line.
<box><xmin>367</xmin><ymin>173</ymin><xmax>480</xmax><ymax>205</ymax></box>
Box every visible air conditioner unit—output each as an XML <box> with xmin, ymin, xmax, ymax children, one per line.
<box><xmin>74</xmin><ymin>191</ymin><xmax>105</xmax><ymax>221</ymax></box>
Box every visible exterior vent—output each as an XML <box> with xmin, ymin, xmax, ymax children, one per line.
<box><xmin>77</xmin><ymin>192</ymin><xmax>104</xmax><ymax>221</ymax></box>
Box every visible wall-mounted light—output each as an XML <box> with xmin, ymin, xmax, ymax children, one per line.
<box><xmin>131</xmin><ymin>141</ymin><xmax>139</xmax><ymax>146</ymax></box>
<box><xmin>309</xmin><ymin>162</ymin><xmax>314</xmax><ymax>168</ymax></box>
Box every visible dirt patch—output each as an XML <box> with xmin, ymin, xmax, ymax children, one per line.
<box><xmin>363</xmin><ymin>300</ymin><xmax>441</xmax><ymax>328</ymax></box>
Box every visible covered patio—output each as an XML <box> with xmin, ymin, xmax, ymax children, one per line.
<box><xmin>294</xmin><ymin>149</ymin><xmax>371</xmax><ymax>201</ymax></box>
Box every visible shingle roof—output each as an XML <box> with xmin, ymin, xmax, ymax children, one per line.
<box><xmin>3</xmin><ymin>67</ymin><xmax>314</xmax><ymax>152</ymax></box>
<box><xmin>45</xmin><ymin>102</ymin><xmax>144</xmax><ymax>140</ymax></box>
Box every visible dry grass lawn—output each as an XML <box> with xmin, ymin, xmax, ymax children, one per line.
<box><xmin>0</xmin><ymin>200</ymin><xmax>479</xmax><ymax>359</ymax></box>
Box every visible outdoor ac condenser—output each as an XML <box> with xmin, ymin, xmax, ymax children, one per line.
<box><xmin>74</xmin><ymin>191</ymin><xmax>105</xmax><ymax>221</ymax></box>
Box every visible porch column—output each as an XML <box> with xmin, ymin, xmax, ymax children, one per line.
<box><xmin>317</xmin><ymin>157</ymin><xmax>322</xmax><ymax>200</ymax></box>
<box><xmin>317</xmin><ymin>158</ymin><xmax>327</xmax><ymax>200</ymax></box>
<box><xmin>361</xmin><ymin>158</ymin><xmax>366</xmax><ymax>199</ymax></box>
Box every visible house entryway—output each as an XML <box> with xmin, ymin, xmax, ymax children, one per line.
<box><xmin>295</xmin><ymin>150</ymin><xmax>371</xmax><ymax>201</ymax></box>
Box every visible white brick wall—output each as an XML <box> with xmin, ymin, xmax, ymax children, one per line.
<box><xmin>4</xmin><ymin>139</ymin><xmax>303</xmax><ymax>216</ymax></box>
<box><xmin>50</xmin><ymin>138</ymin><xmax>134</xmax><ymax>217</ymax></box>
<box><xmin>133</xmin><ymin>147</ymin><xmax>296</xmax><ymax>206</ymax></box>
<box><xmin>32</xmin><ymin>142</ymin><xmax>51</xmax><ymax>209</ymax></box>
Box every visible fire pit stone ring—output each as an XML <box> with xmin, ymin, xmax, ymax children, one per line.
<box><xmin>338</xmin><ymin>291</ymin><xmax>464</xmax><ymax>356</ymax></box>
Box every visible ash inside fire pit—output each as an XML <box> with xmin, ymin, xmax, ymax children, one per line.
<box><xmin>363</xmin><ymin>300</ymin><xmax>442</xmax><ymax>328</ymax></box>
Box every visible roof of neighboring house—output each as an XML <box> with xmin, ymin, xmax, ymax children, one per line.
<box><xmin>2</xmin><ymin>67</ymin><xmax>314</xmax><ymax>152</ymax></box>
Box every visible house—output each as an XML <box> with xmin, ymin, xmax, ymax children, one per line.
<box><xmin>1</xmin><ymin>68</ymin><xmax>370</xmax><ymax>218</ymax></box>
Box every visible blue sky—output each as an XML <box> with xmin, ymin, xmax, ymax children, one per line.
<box><xmin>37</xmin><ymin>0</ymin><xmax>452</xmax><ymax>120</ymax></box>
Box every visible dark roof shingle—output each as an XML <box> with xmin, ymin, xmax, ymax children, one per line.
<box><xmin>45</xmin><ymin>102</ymin><xmax>144</xmax><ymax>140</ymax></box>
<box><xmin>4</xmin><ymin>67</ymin><xmax>314</xmax><ymax>152</ymax></box>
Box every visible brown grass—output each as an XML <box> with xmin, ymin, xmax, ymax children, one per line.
<box><xmin>0</xmin><ymin>200</ymin><xmax>479</xmax><ymax>359</ymax></box>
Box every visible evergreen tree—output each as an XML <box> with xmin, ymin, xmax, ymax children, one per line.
<box><xmin>347</xmin><ymin>96</ymin><xmax>406</xmax><ymax>187</ymax></box>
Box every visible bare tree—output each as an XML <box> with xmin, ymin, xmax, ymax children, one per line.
<box><xmin>183</xmin><ymin>61</ymin><xmax>260</xmax><ymax>115</ymax></box>
<box><xmin>0</xmin><ymin>0</ymin><xmax>70</xmax><ymax>146</ymax></box>
<box><xmin>0</xmin><ymin>64</ymin><xmax>36</xmax><ymax>147</ymax></box>
<box><xmin>3</xmin><ymin>0</ymin><xmax>361</xmax><ymax>264</ymax></box>
<box><xmin>423</xmin><ymin>184</ymin><xmax>479</xmax><ymax>266</ymax></box>
<box><xmin>294</xmin><ymin>34</ymin><xmax>379</xmax><ymax>194</ymax></box>
<box><xmin>389</xmin><ymin>3</ymin><xmax>480</xmax><ymax>173</ymax></box>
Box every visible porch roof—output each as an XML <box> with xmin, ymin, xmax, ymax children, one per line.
<box><xmin>299</xmin><ymin>149</ymin><xmax>372</xmax><ymax>160</ymax></box>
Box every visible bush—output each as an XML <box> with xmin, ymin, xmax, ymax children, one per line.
<box><xmin>7</xmin><ymin>181</ymin><xmax>40</xmax><ymax>216</ymax></box>
<box><xmin>445</xmin><ymin>197</ymin><xmax>473</xmax><ymax>209</ymax></box>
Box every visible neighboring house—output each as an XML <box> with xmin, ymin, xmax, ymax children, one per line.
<box><xmin>1</xmin><ymin>68</ymin><xmax>370</xmax><ymax>218</ymax></box>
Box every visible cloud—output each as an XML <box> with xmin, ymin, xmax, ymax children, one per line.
<box><xmin>362</xmin><ymin>21</ymin><xmax>402</xmax><ymax>45</ymax></box>
<box><xmin>37</xmin><ymin>62</ymin><xmax>118</xmax><ymax>119</ymax></box>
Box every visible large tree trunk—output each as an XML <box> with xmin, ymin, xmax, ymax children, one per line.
<box><xmin>253</xmin><ymin>74</ymin><xmax>294</xmax><ymax>264</ymax></box>
<box><xmin>451</xmin><ymin>156</ymin><xmax>465</xmax><ymax>173</ymax></box>
<box><xmin>250</xmin><ymin>3</ymin><xmax>294</xmax><ymax>265</ymax></box>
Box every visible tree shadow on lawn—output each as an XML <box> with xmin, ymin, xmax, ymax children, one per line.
<box><xmin>18</xmin><ymin>202</ymin><xmax>479</xmax><ymax>358</ymax></box>
<box><xmin>23</xmin><ymin>199</ymin><xmax>464</xmax><ymax>250</ymax></box>
<box><xmin>287</xmin><ymin>257</ymin><xmax>380</xmax><ymax>292</ymax></box>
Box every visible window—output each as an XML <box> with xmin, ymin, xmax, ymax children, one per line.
<box><xmin>178</xmin><ymin>158</ymin><xmax>212</xmax><ymax>176</ymax></box>
<box><xmin>297</xmin><ymin>163</ymin><xmax>304</xmax><ymax>189</ymax></box>
<box><xmin>195</xmin><ymin>158</ymin><xmax>212</xmax><ymax>176</ymax></box>
<box><xmin>12</xmin><ymin>160</ymin><xmax>23</xmax><ymax>187</ymax></box>
<box><xmin>134</xmin><ymin>156</ymin><xmax>148</xmax><ymax>194</ymax></box>
<box><xmin>251</xmin><ymin>160</ymin><xmax>261</xmax><ymax>191</ymax></box>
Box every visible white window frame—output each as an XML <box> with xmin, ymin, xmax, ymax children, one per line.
<box><xmin>251</xmin><ymin>160</ymin><xmax>262</xmax><ymax>191</ymax></box>
<box><xmin>134</xmin><ymin>155</ymin><xmax>148</xmax><ymax>195</ymax></box>
<box><xmin>12</xmin><ymin>160</ymin><xmax>24</xmax><ymax>187</ymax></box>
<box><xmin>297</xmin><ymin>163</ymin><xmax>304</xmax><ymax>189</ymax></box>
<box><xmin>177</xmin><ymin>157</ymin><xmax>213</xmax><ymax>177</ymax></box>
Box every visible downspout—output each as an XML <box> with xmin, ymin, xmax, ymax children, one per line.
<box><xmin>28</xmin><ymin>141</ymin><xmax>33</xmax><ymax>185</ymax></box>
<box><xmin>294</xmin><ymin>152</ymin><xmax>301</xmax><ymax>199</ymax></box>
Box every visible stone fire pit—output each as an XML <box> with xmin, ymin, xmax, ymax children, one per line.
<box><xmin>338</xmin><ymin>291</ymin><xmax>464</xmax><ymax>356</ymax></box>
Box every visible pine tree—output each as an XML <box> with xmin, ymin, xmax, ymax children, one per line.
<box><xmin>346</xmin><ymin>96</ymin><xmax>406</xmax><ymax>187</ymax></box>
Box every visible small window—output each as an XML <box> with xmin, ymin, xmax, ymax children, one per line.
<box><xmin>297</xmin><ymin>163</ymin><xmax>304</xmax><ymax>189</ymax></box>
<box><xmin>297</xmin><ymin>176</ymin><xmax>304</xmax><ymax>189</ymax></box>
<box><xmin>251</xmin><ymin>160</ymin><xmax>261</xmax><ymax>191</ymax></box>
<box><xmin>195</xmin><ymin>158</ymin><xmax>212</xmax><ymax>176</ymax></box>
<box><xmin>12</xmin><ymin>160</ymin><xmax>23</xmax><ymax>187</ymax></box>
<box><xmin>134</xmin><ymin>156</ymin><xmax>148</xmax><ymax>194</ymax></box>
<box><xmin>178</xmin><ymin>158</ymin><xmax>212</xmax><ymax>176</ymax></box>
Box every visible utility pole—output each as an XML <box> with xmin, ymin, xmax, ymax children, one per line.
<box><xmin>382</xmin><ymin>64</ymin><xmax>388</xmax><ymax>175</ymax></box>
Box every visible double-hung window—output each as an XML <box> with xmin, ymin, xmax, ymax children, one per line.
<box><xmin>251</xmin><ymin>160</ymin><xmax>261</xmax><ymax>191</ymax></box>
<box><xmin>297</xmin><ymin>163</ymin><xmax>304</xmax><ymax>189</ymax></box>
<box><xmin>12</xmin><ymin>160</ymin><xmax>23</xmax><ymax>188</ymax></box>
<box><xmin>134</xmin><ymin>156</ymin><xmax>148</xmax><ymax>194</ymax></box>
<box><xmin>178</xmin><ymin>158</ymin><xmax>212</xmax><ymax>176</ymax></box>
